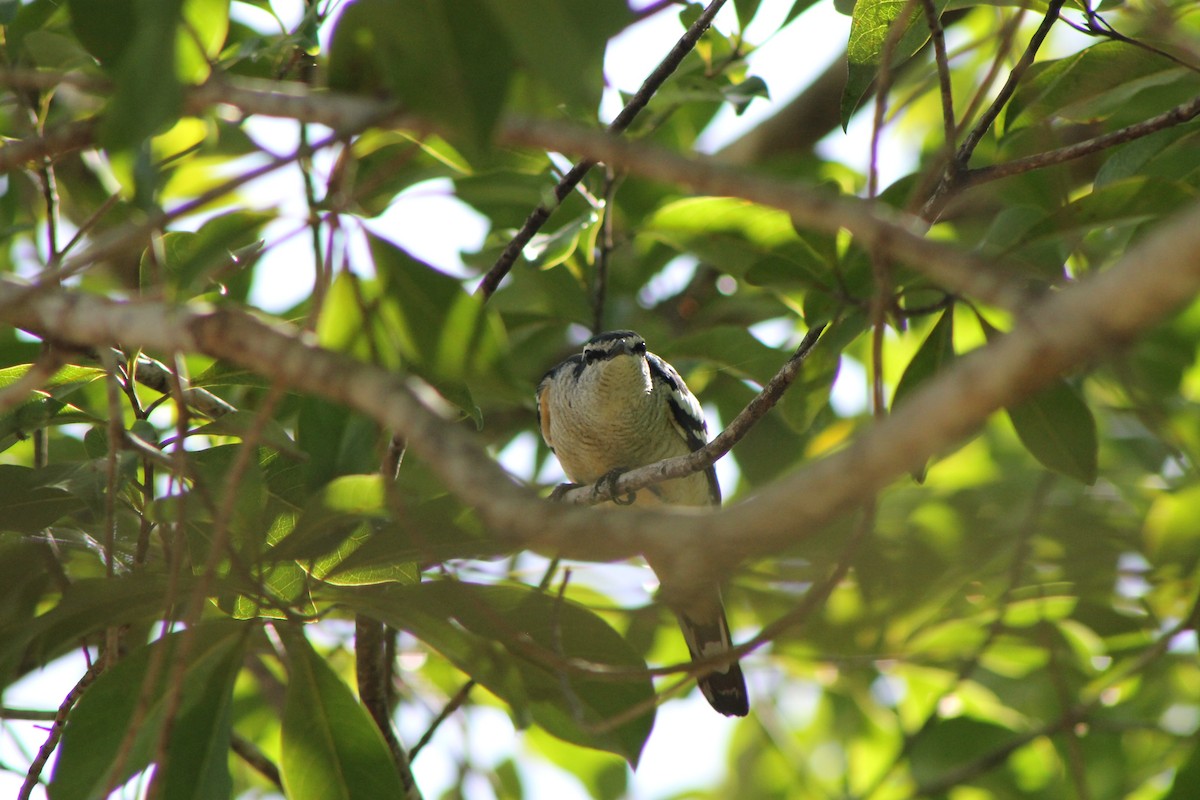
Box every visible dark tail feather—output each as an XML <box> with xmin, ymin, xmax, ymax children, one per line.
<box><xmin>678</xmin><ymin>611</ymin><xmax>750</xmax><ymax>717</ymax></box>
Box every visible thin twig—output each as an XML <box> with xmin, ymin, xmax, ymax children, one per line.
<box><xmin>922</xmin><ymin>0</ymin><xmax>957</xmax><ymax>161</ymax></box>
<box><xmin>592</xmin><ymin>165</ymin><xmax>617</xmax><ymax>334</ymax></box>
<box><xmin>923</xmin><ymin>0</ymin><xmax>1067</xmax><ymax>219</ymax></box>
<box><xmin>408</xmin><ymin>680</ymin><xmax>476</xmax><ymax>761</ymax></box>
<box><xmin>956</xmin><ymin>0</ymin><xmax>1066</xmax><ymax>165</ymax></box>
<box><xmin>475</xmin><ymin>0</ymin><xmax>729</xmax><ymax>299</ymax></box>
<box><xmin>963</xmin><ymin>93</ymin><xmax>1200</xmax><ymax>186</ymax></box>
<box><xmin>867</xmin><ymin>0</ymin><xmax>916</xmax><ymax>200</ymax></box>
<box><xmin>18</xmin><ymin>660</ymin><xmax>105</xmax><ymax>800</ymax></box>
<box><xmin>231</xmin><ymin>733</ymin><xmax>282</xmax><ymax>789</ymax></box>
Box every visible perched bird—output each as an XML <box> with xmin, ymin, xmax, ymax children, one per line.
<box><xmin>536</xmin><ymin>330</ymin><xmax>749</xmax><ymax>717</ymax></box>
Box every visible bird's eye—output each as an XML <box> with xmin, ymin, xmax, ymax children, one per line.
<box><xmin>632</xmin><ymin>340</ymin><xmax>647</xmax><ymax>355</ymax></box>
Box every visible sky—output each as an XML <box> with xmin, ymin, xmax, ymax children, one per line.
<box><xmin>0</xmin><ymin>1</ymin><xmax>887</xmax><ymax>798</ymax></box>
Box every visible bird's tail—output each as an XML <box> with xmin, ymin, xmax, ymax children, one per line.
<box><xmin>676</xmin><ymin>607</ymin><xmax>749</xmax><ymax>717</ymax></box>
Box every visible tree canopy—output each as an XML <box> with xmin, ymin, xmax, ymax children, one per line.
<box><xmin>2</xmin><ymin>0</ymin><xmax>1200</xmax><ymax>798</ymax></box>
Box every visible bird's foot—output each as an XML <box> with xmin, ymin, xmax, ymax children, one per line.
<box><xmin>549</xmin><ymin>482</ymin><xmax>582</xmax><ymax>502</ymax></box>
<box><xmin>595</xmin><ymin>468</ymin><xmax>636</xmax><ymax>505</ymax></box>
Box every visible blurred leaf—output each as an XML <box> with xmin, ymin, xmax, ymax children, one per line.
<box><xmin>1164</xmin><ymin>742</ymin><xmax>1200</xmax><ymax>800</ymax></box>
<box><xmin>525</xmin><ymin>212</ymin><xmax>599</xmax><ymax>270</ymax></box>
<box><xmin>892</xmin><ymin>308</ymin><xmax>954</xmax><ymax>411</ymax></box>
<box><xmin>1012</xmin><ymin>177</ymin><xmax>1197</xmax><ymax>249</ymax></box>
<box><xmin>370</xmin><ymin>233</ymin><xmax>508</xmax><ymax>389</ymax></box>
<box><xmin>734</xmin><ymin>0</ymin><xmax>764</xmax><ymax>28</ymax></box>
<box><xmin>279</xmin><ymin>626</ymin><xmax>408</xmax><ymax>799</ymax></box>
<box><xmin>195</xmin><ymin>410</ymin><xmax>304</xmax><ymax>459</ymax></box>
<box><xmin>268</xmin><ymin>474</ymin><xmax>386</xmax><ymax>563</ymax></box>
<box><xmin>297</xmin><ymin>397</ymin><xmax>381</xmax><ymax>490</ymax></box>
<box><xmin>1006</xmin><ymin>381</ymin><xmax>1098</xmax><ymax>485</ymax></box>
<box><xmin>645</xmin><ymin>197</ymin><xmax>830</xmax><ymax>286</ymax></box>
<box><xmin>177</xmin><ymin>0</ymin><xmax>229</xmax><ymax>83</ymax></box>
<box><xmin>666</xmin><ymin>325</ymin><xmax>784</xmax><ymax>385</ymax></box>
<box><xmin>66</xmin><ymin>0</ymin><xmax>136</xmax><ymax>66</ymax></box>
<box><xmin>1144</xmin><ymin>484</ymin><xmax>1200</xmax><ymax>574</ymax></box>
<box><xmin>1005</xmin><ymin>41</ymin><xmax>1194</xmax><ymax>131</ymax></box>
<box><xmin>0</xmin><ymin>464</ymin><xmax>87</xmax><ymax>532</ymax></box>
<box><xmin>99</xmin><ymin>0</ymin><xmax>186</xmax><ymax>151</ymax></box>
<box><xmin>328</xmin><ymin>0</ymin><xmax>514</xmax><ymax>147</ymax></box>
<box><xmin>49</xmin><ymin>622</ymin><xmax>248</xmax><ymax>800</ymax></box>
<box><xmin>908</xmin><ymin>717</ymin><xmax>1016</xmax><ymax>789</ymax></box>
<box><xmin>337</xmin><ymin>580</ymin><xmax>655</xmax><ymax>765</ymax></box>
<box><xmin>479</xmin><ymin>0</ymin><xmax>630</xmax><ymax>112</ymax></box>
<box><xmin>979</xmin><ymin>316</ymin><xmax>1098</xmax><ymax>484</ymax></box>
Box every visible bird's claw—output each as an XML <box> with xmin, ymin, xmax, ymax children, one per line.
<box><xmin>549</xmin><ymin>482</ymin><xmax>581</xmax><ymax>502</ymax></box>
<box><xmin>595</xmin><ymin>468</ymin><xmax>636</xmax><ymax>505</ymax></box>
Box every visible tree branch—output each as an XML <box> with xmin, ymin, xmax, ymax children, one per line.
<box><xmin>963</xmin><ymin>93</ymin><xmax>1200</xmax><ymax>186</ymax></box>
<box><xmin>1</xmin><ymin>200</ymin><xmax>1199</xmax><ymax>584</ymax></box>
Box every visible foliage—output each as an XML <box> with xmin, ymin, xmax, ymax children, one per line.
<box><xmin>1</xmin><ymin>0</ymin><xmax>1200</xmax><ymax>798</ymax></box>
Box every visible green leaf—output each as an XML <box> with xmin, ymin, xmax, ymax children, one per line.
<box><xmin>177</xmin><ymin>0</ymin><xmax>229</xmax><ymax>83</ymax></box>
<box><xmin>99</xmin><ymin>0</ymin><xmax>186</xmax><ymax>151</ymax></box>
<box><xmin>841</xmin><ymin>0</ymin><xmax>950</xmax><ymax>129</ymax></box>
<box><xmin>194</xmin><ymin>410</ymin><xmax>304</xmax><ymax>460</ymax></box>
<box><xmin>977</xmin><ymin>315</ymin><xmax>1097</xmax><ymax>484</ymax></box>
<box><xmin>1144</xmin><ymin>483</ymin><xmax>1200</xmax><ymax>574</ymax></box>
<box><xmin>666</xmin><ymin>326</ymin><xmax>786</xmax><ymax>386</ymax></box>
<box><xmin>1164</xmin><ymin>741</ymin><xmax>1200</xmax><ymax>800</ymax></box>
<box><xmin>66</xmin><ymin>0</ymin><xmax>136</xmax><ymax>67</ymax></box>
<box><xmin>49</xmin><ymin>622</ymin><xmax>248</xmax><ymax>800</ymax></box>
<box><xmin>327</xmin><ymin>0</ymin><xmax>514</xmax><ymax>148</ymax></box>
<box><xmin>0</xmin><ymin>576</ymin><xmax>178</xmax><ymax>680</ymax></box>
<box><xmin>1010</xmin><ymin>177</ymin><xmax>1197</xmax><ymax>249</ymax></box>
<box><xmin>297</xmin><ymin>397</ymin><xmax>382</xmax><ymax>490</ymax></box>
<box><xmin>369</xmin><ymin>233</ymin><xmax>508</xmax><ymax>388</ymax></box>
<box><xmin>141</xmin><ymin>211</ymin><xmax>270</xmax><ymax>300</ymax></box>
<box><xmin>479</xmin><ymin>0</ymin><xmax>630</xmax><ymax>112</ymax></box>
<box><xmin>279</xmin><ymin>626</ymin><xmax>408</xmax><ymax>800</ymax></box>
<box><xmin>892</xmin><ymin>309</ymin><xmax>955</xmax><ymax>411</ymax></box>
<box><xmin>644</xmin><ymin>197</ymin><xmax>830</xmax><ymax>286</ymax></box>
<box><xmin>0</xmin><ymin>464</ymin><xmax>88</xmax><ymax>532</ymax></box>
<box><xmin>525</xmin><ymin>212</ymin><xmax>598</xmax><ymax>270</ymax></box>
<box><xmin>734</xmin><ymin>0</ymin><xmax>764</xmax><ymax>28</ymax></box>
<box><xmin>336</xmin><ymin>581</ymin><xmax>655</xmax><ymax>765</ymax></box>
<box><xmin>892</xmin><ymin>309</ymin><xmax>954</xmax><ymax>480</ymax></box>
<box><xmin>268</xmin><ymin>475</ymin><xmax>386</xmax><ymax>563</ymax></box>
<box><xmin>147</xmin><ymin>624</ymin><xmax>243</xmax><ymax>800</ymax></box>
<box><xmin>1006</xmin><ymin>380</ymin><xmax>1098</xmax><ymax>485</ymax></box>
<box><xmin>1005</xmin><ymin>41</ymin><xmax>1194</xmax><ymax>131</ymax></box>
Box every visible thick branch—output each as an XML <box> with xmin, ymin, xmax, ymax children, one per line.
<box><xmin>1</xmin><ymin>200</ymin><xmax>1199</xmax><ymax>579</ymax></box>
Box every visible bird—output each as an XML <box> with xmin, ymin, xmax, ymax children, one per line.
<box><xmin>536</xmin><ymin>330</ymin><xmax>749</xmax><ymax>717</ymax></box>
